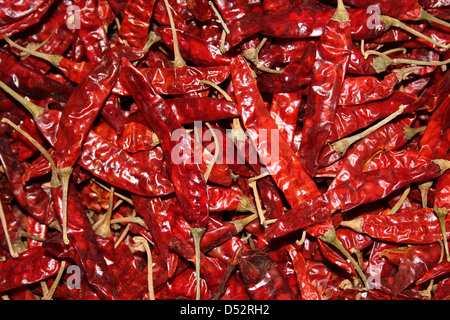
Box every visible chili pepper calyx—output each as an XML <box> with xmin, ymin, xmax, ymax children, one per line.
<box><xmin>433</xmin><ymin>206</ymin><xmax>450</xmax><ymax>262</ymax></box>
<box><xmin>236</xmin><ymin>195</ymin><xmax>257</xmax><ymax>214</ymax></box>
<box><xmin>403</xmin><ymin>126</ymin><xmax>426</xmax><ymax>140</ymax></box>
<box><xmin>340</xmin><ymin>218</ymin><xmax>364</xmax><ymax>233</ymax></box>
<box><xmin>331</xmin><ymin>0</ymin><xmax>350</xmax><ymax>23</ymax></box>
<box><xmin>232</xmin><ymin>213</ymin><xmax>259</xmax><ymax>233</ymax></box>
<box><xmin>431</xmin><ymin>159</ymin><xmax>450</xmax><ymax>175</ymax></box>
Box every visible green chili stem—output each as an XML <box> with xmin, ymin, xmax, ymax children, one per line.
<box><xmin>320</xmin><ymin>226</ymin><xmax>369</xmax><ymax>290</ymax></box>
<box><xmin>191</xmin><ymin>227</ymin><xmax>206</xmax><ymax>300</ymax></box>
<box><xmin>434</xmin><ymin>207</ymin><xmax>450</xmax><ymax>262</ymax></box>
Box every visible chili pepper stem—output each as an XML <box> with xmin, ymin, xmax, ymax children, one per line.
<box><xmin>236</xmin><ymin>195</ymin><xmax>258</xmax><ymax>214</ymax></box>
<box><xmin>387</xmin><ymin>185</ymin><xmax>411</xmax><ymax>215</ymax></box>
<box><xmin>381</xmin><ymin>15</ymin><xmax>449</xmax><ymax>49</ymax></box>
<box><xmin>208</xmin><ymin>1</ymin><xmax>230</xmax><ymax>35</ymax></box>
<box><xmin>403</xmin><ymin>125</ymin><xmax>426</xmax><ymax>140</ymax></box>
<box><xmin>57</xmin><ymin>167</ymin><xmax>73</xmax><ymax>245</ymax></box>
<box><xmin>232</xmin><ymin>213</ymin><xmax>259</xmax><ymax>233</ymax></box>
<box><xmin>203</xmin><ymin>122</ymin><xmax>219</xmax><ymax>182</ymax></box>
<box><xmin>114</xmin><ymin>209</ymin><xmax>137</xmax><ymax>249</ymax></box>
<box><xmin>242</xmin><ymin>43</ymin><xmax>284</xmax><ymax>74</ymax></box>
<box><xmin>434</xmin><ymin>207</ymin><xmax>450</xmax><ymax>262</ymax></box>
<box><xmin>320</xmin><ymin>226</ymin><xmax>369</xmax><ymax>289</ymax></box>
<box><xmin>163</xmin><ymin>0</ymin><xmax>187</xmax><ymax>68</ymax></box>
<box><xmin>133</xmin><ymin>236</ymin><xmax>156</xmax><ymax>300</ymax></box>
<box><xmin>417</xmin><ymin>8</ymin><xmax>450</xmax><ymax>29</ymax></box>
<box><xmin>0</xmin><ymin>201</ymin><xmax>18</xmax><ymax>259</ymax></box>
<box><xmin>93</xmin><ymin>187</ymin><xmax>115</xmax><ymax>238</ymax></box>
<box><xmin>418</xmin><ymin>181</ymin><xmax>433</xmax><ymax>208</ymax></box>
<box><xmin>331</xmin><ymin>104</ymin><xmax>406</xmax><ymax>156</ymax></box>
<box><xmin>331</xmin><ymin>0</ymin><xmax>350</xmax><ymax>23</ymax></box>
<box><xmin>0</xmin><ymin>80</ymin><xmax>44</xmax><ymax>121</ymax></box>
<box><xmin>4</xmin><ymin>34</ymin><xmax>62</xmax><ymax>68</ymax></box>
<box><xmin>1</xmin><ymin>118</ymin><xmax>60</xmax><ymax>187</ymax></box>
<box><xmin>190</xmin><ymin>227</ymin><xmax>206</xmax><ymax>300</ymax></box>
<box><xmin>248</xmin><ymin>181</ymin><xmax>267</xmax><ymax>227</ymax></box>
<box><xmin>340</xmin><ymin>218</ymin><xmax>364</xmax><ymax>233</ymax></box>
<box><xmin>43</xmin><ymin>260</ymin><xmax>67</xmax><ymax>300</ymax></box>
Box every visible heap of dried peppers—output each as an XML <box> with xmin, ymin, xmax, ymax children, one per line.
<box><xmin>0</xmin><ymin>0</ymin><xmax>449</xmax><ymax>301</ymax></box>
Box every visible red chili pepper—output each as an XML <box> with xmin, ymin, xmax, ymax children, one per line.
<box><xmin>0</xmin><ymin>246</ymin><xmax>61</xmax><ymax>292</ymax></box>
<box><xmin>157</xmin><ymin>27</ymin><xmax>231</xmax><ymax>67</ymax></box>
<box><xmin>341</xmin><ymin>208</ymin><xmax>450</xmax><ymax>244</ymax></box>
<box><xmin>0</xmin><ymin>0</ymin><xmax>54</xmax><ymax>39</ymax></box>
<box><xmin>118</xmin><ymin>0</ymin><xmax>156</xmax><ymax>49</ymax></box>
<box><xmin>231</xmin><ymin>54</ymin><xmax>320</xmax><ymax>208</ymax></box>
<box><xmin>297</xmin><ymin>0</ymin><xmax>351</xmax><ymax>177</ymax></box>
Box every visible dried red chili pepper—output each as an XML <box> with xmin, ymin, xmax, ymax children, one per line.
<box><xmin>297</xmin><ymin>0</ymin><xmax>351</xmax><ymax>177</ymax></box>
<box><xmin>118</xmin><ymin>0</ymin><xmax>156</xmax><ymax>49</ymax></box>
<box><xmin>267</xmin><ymin>157</ymin><xmax>449</xmax><ymax>240</ymax></box>
<box><xmin>231</xmin><ymin>54</ymin><xmax>320</xmax><ymax>208</ymax></box>
<box><xmin>341</xmin><ymin>208</ymin><xmax>450</xmax><ymax>244</ymax></box>
<box><xmin>0</xmin><ymin>0</ymin><xmax>54</xmax><ymax>39</ymax></box>
<box><xmin>121</xmin><ymin>58</ymin><xmax>209</xmax><ymax>299</ymax></box>
<box><xmin>0</xmin><ymin>246</ymin><xmax>61</xmax><ymax>293</ymax></box>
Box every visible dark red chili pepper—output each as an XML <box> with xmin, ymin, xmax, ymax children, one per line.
<box><xmin>132</xmin><ymin>195</ymin><xmax>178</xmax><ymax>278</ymax></box>
<box><xmin>267</xmin><ymin>156</ymin><xmax>447</xmax><ymax>240</ymax></box>
<box><xmin>0</xmin><ymin>246</ymin><xmax>61</xmax><ymax>293</ymax></box>
<box><xmin>297</xmin><ymin>0</ymin><xmax>351</xmax><ymax>177</ymax></box>
<box><xmin>51</xmin><ymin>183</ymin><xmax>119</xmax><ymax>299</ymax></box>
<box><xmin>0</xmin><ymin>136</ymin><xmax>56</xmax><ymax>226</ymax></box>
<box><xmin>54</xmin><ymin>47</ymin><xmax>123</xmax><ymax>169</ymax></box>
<box><xmin>118</xmin><ymin>0</ymin><xmax>156</xmax><ymax>49</ymax></box>
<box><xmin>0</xmin><ymin>0</ymin><xmax>54</xmax><ymax>39</ymax></box>
<box><xmin>393</xmin><ymin>242</ymin><xmax>441</xmax><ymax>294</ymax></box>
<box><xmin>257</xmin><ymin>42</ymin><xmax>315</xmax><ymax>93</ymax></box>
<box><xmin>0</xmin><ymin>50</ymin><xmax>73</xmax><ymax>102</ymax></box>
<box><xmin>341</xmin><ymin>208</ymin><xmax>450</xmax><ymax>244</ymax></box>
<box><xmin>157</xmin><ymin>27</ymin><xmax>231</xmax><ymax>67</ymax></box>
<box><xmin>262</xmin><ymin>6</ymin><xmax>384</xmax><ymax>41</ymax></box>
<box><xmin>231</xmin><ymin>54</ymin><xmax>320</xmax><ymax>208</ymax></box>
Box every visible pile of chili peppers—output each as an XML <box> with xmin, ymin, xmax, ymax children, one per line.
<box><xmin>0</xmin><ymin>0</ymin><xmax>449</xmax><ymax>301</ymax></box>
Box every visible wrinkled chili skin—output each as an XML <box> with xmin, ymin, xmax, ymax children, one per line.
<box><xmin>238</xmin><ymin>250</ymin><xmax>296</xmax><ymax>300</ymax></box>
<box><xmin>359</xmin><ymin>208</ymin><xmax>450</xmax><ymax>244</ymax></box>
<box><xmin>231</xmin><ymin>54</ymin><xmax>320</xmax><ymax>208</ymax></box>
<box><xmin>0</xmin><ymin>246</ymin><xmax>60</xmax><ymax>293</ymax></box>
<box><xmin>121</xmin><ymin>59</ymin><xmax>209</xmax><ymax>228</ymax></box>
<box><xmin>0</xmin><ymin>136</ymin><xmax>56</xmax><ymax>225</ymax></box>
<box><xmin>79</xmin><ymin>131</ymin><xmax>174</xmax><ymax>197</ymax></box>
<box><xmin>0</xmin><ymin>51</ymin><xmax>73</xmax><ymax>102</ymax></box>
<box><xmin>51</xmin><ymin>184</ymin><xmax>119</xmax><ymax>300</ymax></box>
<box><xmin>54</xmin><ymin>47</ymin><xmax>123</xmax><ymax>168</ymax></box>
<box><xmin>298</xmin><ymin>10</ymin><xmax>351</xmax><ymax>178</ymax></box>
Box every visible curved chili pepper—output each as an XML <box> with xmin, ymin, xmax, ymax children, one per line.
<box><xmin>0</xmin><ymin>136</ymin><xmax>56</xmax><ymax>225</ymax></box>
<box><xmin>0</xmin><ymin>51</ymin><xmax>73</xmax><ymax>102</ymax></box>
<box><xmin>51</xmin><ymin>183</ymin><xmax>119</xmax><ymax>299</ymax></box>
<box><xmin>341</xmin><ymin>208</ymin><xmax>450</xmax><ymax>244</ymax></box>
<box><xmin>393</xmin><ymin>242</ymin><xmax>441</xmax><ymax>294</ymax></box>
<box><xmin>54</xmin><ymin>47</ymin><xmax>123</xmax><ymax>168</ymax></box>
<box><xmin>267</xmin><ymin>157</ymin><xmax>446</xmax><ymax>240</ymax></box>
<box><xmin>0</xmin><ymin>0</ymin><xmax>54</xmax><ymax>39</ymax></box>
<box><xmin>231</xmin><ymin>54</ymin><xmax>320</xmax><ymax>208</ymax></box>
<box><xmin>257</xmin><ymin>42</ymin><xmax>315</xmax><ymax>93</ymax></box>
<box><xmin>297</xmin><ymin>0</ymin><xmax>351</xmax><ymax>177</ymax></box>
<box><xmin>262</xmin><ymin>7</ymin><xmax>385</xmax><ymax>40</ymax></box>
